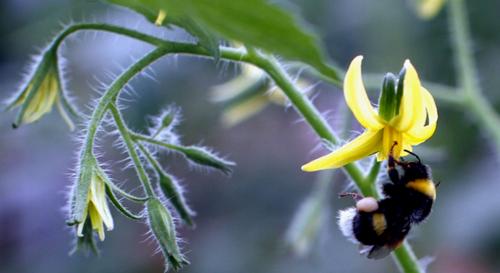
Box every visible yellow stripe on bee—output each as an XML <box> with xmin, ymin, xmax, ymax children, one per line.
<box><xmin>372</xmin><ymin>213</ymin><xmax>387</xmax><ymax>236</ymax></box>
<box><xmin>406</xmin><ymin>179</ymin><xmax>436</xmax><ymax>200</ymax></box>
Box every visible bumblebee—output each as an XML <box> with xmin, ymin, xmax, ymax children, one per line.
<box><xmin>338</xmin><ymin>149</ymin><xmax>436</xmax><ymax>259</ymax></box>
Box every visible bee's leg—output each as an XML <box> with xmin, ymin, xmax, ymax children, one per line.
<box><xmin>339</xmin><ymin>192</ymin><xmax>363</xmax><ymax>201</ymax></box>
<box><xmin>387</xmin><ymin>156</ymin><xmax>401</xmax><ymax>184</ymax></box>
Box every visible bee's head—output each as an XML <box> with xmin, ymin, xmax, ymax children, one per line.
<box><xmin>401</xmin><ymin>156</ymin><xmax>432</xmax><ymax>181</ymax></box>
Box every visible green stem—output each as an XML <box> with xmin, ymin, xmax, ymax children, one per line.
<box><xmin>251</xmin><ymin>53</ymin><xmax>366</xmax><ymax>186</ymax></box>
<box><xmin>109</xmin><ymin>103</ymin><xmax>156</xmax><ymax>197</ymax></box>
<box><xmin>105</xmin><ymin>179</ymin><xmax>149</xmax><ymax>203</ymax></box>
<box><xmin>131</xmin><ymin>132</ymin><xmax>187</xmax><ymax>152</ymax></box>
<box><xmin>448</xmin><ymin>0</ymin><xmax>500</xmax><ymax>154</ymax></box>
<box><xmin>392</xmin><ymin>241</ymin><xmax>423</xmax><ymax>273</ymax></box>
<box><xmin>77</xmin><ymin>48</ymin><xmax>168</xmax><ymax>205</ymax></box>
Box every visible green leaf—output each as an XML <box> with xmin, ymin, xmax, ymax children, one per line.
<box><xmin>106</xmin><ymin>0</ymin><xmax>220</xmax><ymax>58</ymax></box>
<box><xmin>183</xmin><ymin>0</ymin><xmax>338</xmax><ymax>79</ymax></box>
<box><xmin>106</xmin><ymin>0</ymin><xmax>339</xmax><ymax>80</ymax></box>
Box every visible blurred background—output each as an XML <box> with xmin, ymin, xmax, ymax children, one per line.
<box><xmin>1</xmin><ymin>1</ymin><xmax>500</xmax><ymax>273</ymax></box>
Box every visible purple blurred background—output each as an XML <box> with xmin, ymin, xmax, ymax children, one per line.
<box><xmin>1</xmin><ymin>1</ymin><xmax>500</xmax><ymax>273</ymax></box>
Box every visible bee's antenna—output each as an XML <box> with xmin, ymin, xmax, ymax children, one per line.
<box><xmin>404</xmin><ymin>149</ymin><xmax>422</xmax><ymax>163</ymax></box>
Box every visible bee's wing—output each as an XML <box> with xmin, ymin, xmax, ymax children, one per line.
<box><xmin>366</xmin><ymin>245</ymin><xmax>394</xmax><ymax>260</ymax></box>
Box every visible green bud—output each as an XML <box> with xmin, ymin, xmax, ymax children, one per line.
<box><xmin>161</xmin><ymin>110</ymin><xmax>176</xmax><ymax>129</ymax></box>
<box><xmin>147</xmin><ymin>198</ymin><xmax>189</xmax><ymax>271</ymax></box>
<box><xmin>178</xmin><ymin>146</ymin><xmax>235</xmax><ymax>175</ymax></box>
<box><xmin>158</xmin><ymin>172</ymin><xmax>195</xmax><ymax>226</ymax></box>
<box><xmin>151</xmin><ymin>107</ymin><xmax>180</xmax><ymax>139</ymax></box>
<box><xmin>378</xmin><ymin>73</ymin><xmax>398</xmax><ymax>121</ymax></box>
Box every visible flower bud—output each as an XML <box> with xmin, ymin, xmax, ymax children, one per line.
<box><xmin>6</xmin><ymin>47</ymin><xmax>78</xmax><ymax>130</ymax></box>
<box><xmin>178</xmin><ymin>146</ymin><xmax>235</xmax><ymax>175</ymax></box>
<box><xmin>158</xmin><ymin>172</ymin><xmax>195</xmax><ymax>226</ymax></box>
<box><xmin>147</xmin><ymin>198</ymin><xmax>189</xmax><ymax>271</ymax></box>
<box><xmin>150</xmin><ymin>106</ymin><xmax>181</xmax><ymax>140</ymax></box>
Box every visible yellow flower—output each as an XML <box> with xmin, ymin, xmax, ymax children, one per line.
<box><xmin>211</xmin><ymin>63</ymin><xmax>308</xmax><ymax>126</ymax></box>
<box><xmin>77</xmin><ymin>172</ymin><xmax>114</xmax><ymax>241</ymax></box>
<box><xmin>414</xmin><ymin>0</ymin><xmax>447</xmax><ymax>19</ymax></box>
<box><xmin>7</xmin><ymin>51</ymin><xmax>75</xmax><ymax>130</ymax></box>
<box><xmin>302</xmin><ymin>56</ymin><xmax>437</xmax><ymax>171</ymax></box>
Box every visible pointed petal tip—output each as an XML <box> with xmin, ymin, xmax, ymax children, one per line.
<box><xmin>352</xmin><ymin>55</ymin><xmax>364</xmax><ymax>64</ymax></box>
<box><xmin>300</xmin><ymin>163</ymin><xmax>316</xmax><ymax>172</ymax></box>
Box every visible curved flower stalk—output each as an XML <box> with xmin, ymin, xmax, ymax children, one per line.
<box><xmin>76</xmin><ymin>170</ymin><xmax>114</xmax><ymax>241</ymax></box>
<box><xmin>302</xmin><ymin>56</ymin><xmax>438</xmax><ymax>171</ymax></box>
<box><xmin>6</xmin><ymin>48</ymin><xmax>77</xmax><ymax>130</ymax></box>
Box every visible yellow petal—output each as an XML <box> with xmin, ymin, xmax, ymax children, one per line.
<box><xmin>393</xmin><ymin>60</ymin><xmax>423</xmax><ymax>132</ymax></box>
<box><xmin>89</xmin><ymin>203</ymin><xmax>106</xmax><ymax>241</ymax></box>
<box><xmin>301</xmin><ymin>130</ymin><xmax>383</xmax><ymax>171</ymax></box>
<box><xmin>22</xmin><ymin>74</ymin><xmax>58</xmax><ymax>124</ymax></box>
<box><xmin>404</xmin><ymin>88</ymin><xmax>438</xmax><ymax>144</ymax></box>
<box><xmin>344</xmin><ymin>56</ymin><xmax>384</xmax><ymax>131</ymax></box>
<box><xmin>378</xmin><ymin>127</ymin><xmax>403</xmax><ymax>161</ymax></box>
<box><xmin>90</xmin><ymin>174</ymin><xmax>114</xmax><ymax>231</ymax></box>
<box><xmin>400</xmin><ymin>143</ymin><xmax>413</xmax><ymax>157</ymax></box>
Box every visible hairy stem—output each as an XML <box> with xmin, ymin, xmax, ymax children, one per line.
<box><xmin>109</xmin><ymin>103</ymin><xmax>156</xmax><ymax>197</ymax></box>
<box><xmin>449</xmin><ymin>0</ymin><xmax>500</xmax><ymax>154</ymax></box>
<box><xmin>77</xmin><ymin>48</ymin><xmax>169</xmax><ymax>204</ymax></box>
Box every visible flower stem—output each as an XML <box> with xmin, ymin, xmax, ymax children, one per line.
<box><xmin>76</xmin><ymin>48</ymin><xmax>169</xmax><ymax>205</ymax></box>
<box><xmin>448</xmin><ymin>0</ymin><xmax>500</xmax><ymax>154</ymax></box>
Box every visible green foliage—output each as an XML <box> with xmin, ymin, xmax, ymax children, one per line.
<box><xmin>107</xmin><ymin>0</ymin><xmax>339</xmax><ymax>80</ymax></box>
<box><xmin>106</xmin><ymin>0</ymin><xmax>220</xmax><ymax>58</ymax></box>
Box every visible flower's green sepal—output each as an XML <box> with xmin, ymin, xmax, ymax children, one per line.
<box><xmin>68</xmin><ymin>155</ymin><xmax>94</xmax><ymax>226</ymax></box>
<box><xmin>6</xmin><ymin>47</ymin><xmax>78</xmax><ymax>130</ymax></box>
<box><xmin>147</xmin><ymin>198</ymin><xmax>189</xmax><ymax>271</ymax></box>
<box><xmin>70</xmin><ymin>218</ymin><xmax>99</xmax><ymax>256</ymax></box>
<box><xmin>378</xmin><ymin>73</ymin><xmax>398</xmax><ymax>122</ymax></box>
<box><xmin>395</xmin><ymin>68</ymin><xmax>406</xmax><ymax>116</ymax></box>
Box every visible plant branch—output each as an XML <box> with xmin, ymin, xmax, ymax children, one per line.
<box><xmin>75</xmin><ymin>48</ymin><xmax>169</xmax><ymax>213</ymax></box>
<box><xmin>52</xmin><ymin>23</ymin><xmax>456</xmax><ymax>103</ymax></box>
